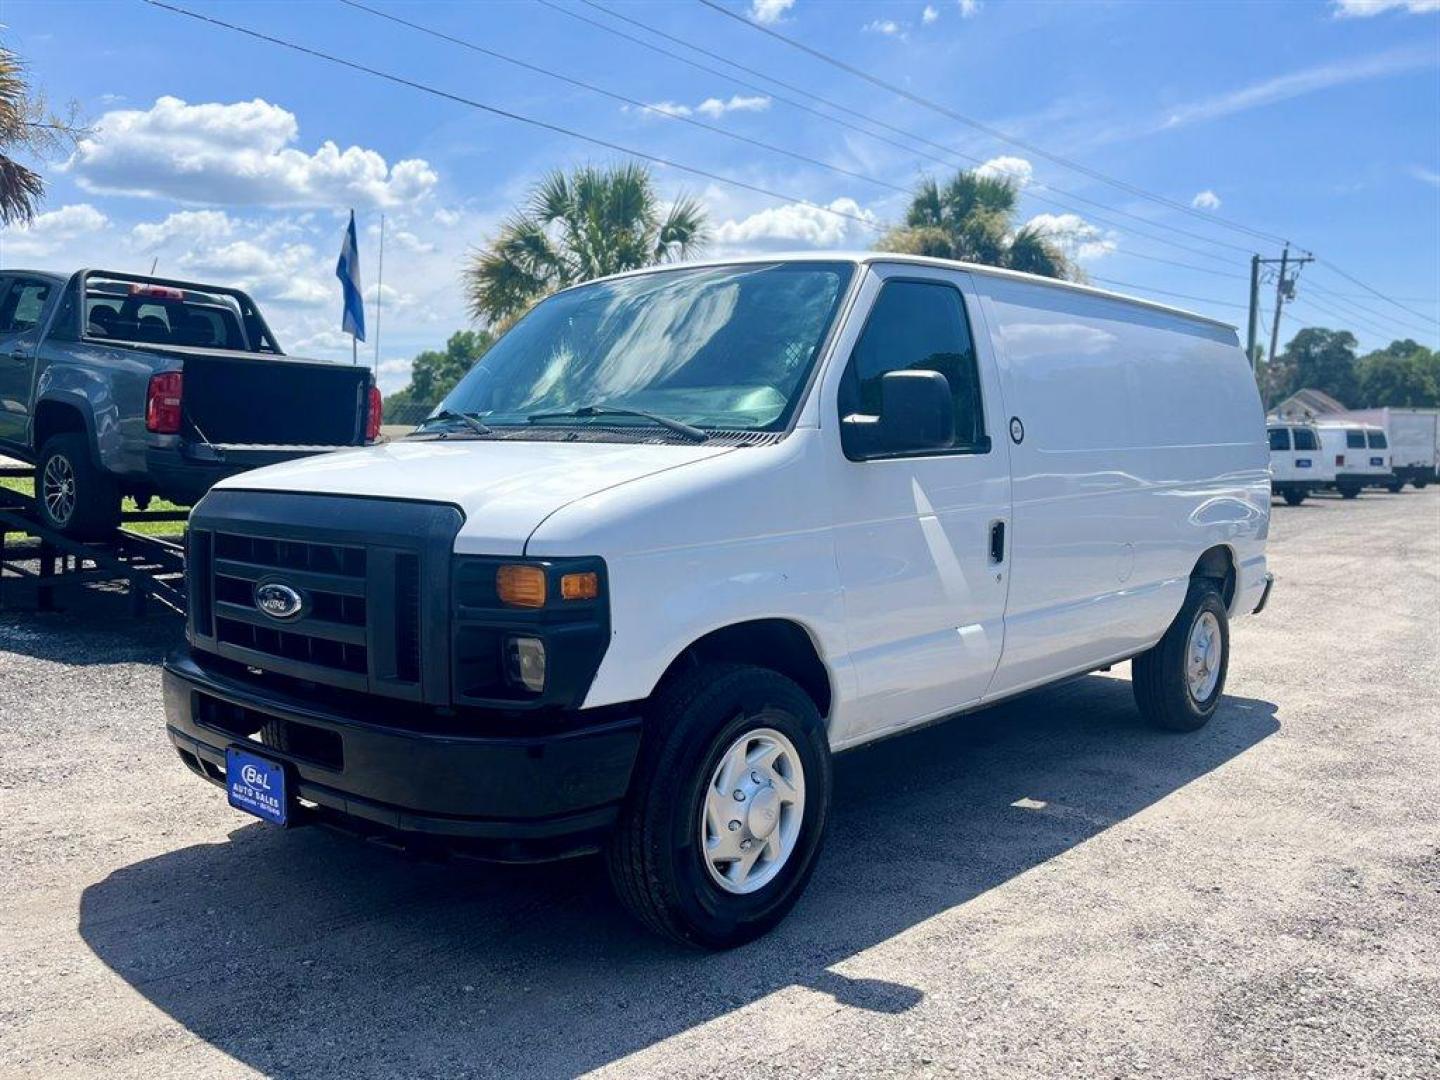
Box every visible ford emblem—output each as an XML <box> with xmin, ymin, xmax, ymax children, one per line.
<box><xmin>254</xmin><ymin>582</ymin><xmax>304</xmax><ymax>621</ymax></box>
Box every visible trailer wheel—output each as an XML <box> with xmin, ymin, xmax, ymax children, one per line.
<box><xmin>1132</xmin><ymin>580</ymin><xmax>1229</xmax><ymax>733</ymax></box>
<box><xmin>36</xmin><ymin>434</ymin><xmax>121</xmax><ymax>540</ymax></box>
<box><xmin>1282</xmin><ymin>488</ymin><xmax>1305</xmax><ymax>506</ymax></box>
<box><xmin>606</xmin><ymin>663</ymin><xmax>832</xmax><ymax>949</ymax></box>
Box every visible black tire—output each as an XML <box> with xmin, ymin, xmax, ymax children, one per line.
<box><xmin>1415</xmin><ymin>479</ymin><xmax>1429</xmax><ymax>490</ymax></box>
<box><xmin>35</xmin><ymin>433</ymin><xmax>121</xmax><ymax>540</ymax></box>
<box><xmin>1386</xmin><ymin>480</ymin><xmax>1403</xmax><ymax>494</ymax></box>
<box><xmin>1338</xmin><ymin>484</ymin><xmax>1360</xmax><ymax>500</ymax></box>
<box><xmin>1132</xmin><ymin>580</ymin><xmax>1229</xmax><ymax>733</ymax></box>
<box><xmin>606</xmin><ymin>663</ymin><xmax>832</xmax><ymax>949</ymax></box>
<box><xmin>1282</xmin><ymin>488</ymin><xmax>1305</xmax><ymax>506</ymax></box>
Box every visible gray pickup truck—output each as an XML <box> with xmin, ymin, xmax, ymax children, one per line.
<box><xmin>0</xmin><ymin>268</ymin><xmax>380</xmax><ymax>538</ymax></box>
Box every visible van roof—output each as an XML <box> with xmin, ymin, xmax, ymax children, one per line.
<box><xmin>572</xmin><ymin>252</ymin><xmax>1238</xmax><ymax>333</ymax></box>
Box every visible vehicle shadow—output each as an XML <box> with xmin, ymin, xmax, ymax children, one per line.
<box><xmin>0</xmin><ymin>604</ymin><xmax>182</xmax><ymax>666</ymax></box>
<box><xmin>78</xmin><ymin>674</ymin><xmax>1278</xmax><ymax>1079</ymax></box>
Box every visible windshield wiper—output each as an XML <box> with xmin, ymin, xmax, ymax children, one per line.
<box><xmin>527</xmin><ymin>405</ymin><xmax>708</xmax><ymax>443</ymax></box>
<box><xmin>416</xmin><ymin>409</ymin><xmax>493</xmax><ymax>436</ymax></box>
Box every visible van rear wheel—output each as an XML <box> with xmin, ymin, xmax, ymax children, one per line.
<box><xmin>1282</xmin><ymin>488</ymin><xmax>1305</xmax><ymax>506</ymax></box>
<box><xmin>606</xmin><ymin>663</ymin><xmax>832</xmax><ymax>948</ymax></box>
<box><xmin>35</xmin><ymin>434</ymin><xmax>121</xmax><ymax>540</ymax></box>
<box><xmin>1338</xmin><ymin>484</ymin><xmax>1360</xmax><ymax>499</ymax></box>
<box><xmin>1132</xmin><ymin>581</ymin><xmax>1229</xmax><ymax>733</ymax></box>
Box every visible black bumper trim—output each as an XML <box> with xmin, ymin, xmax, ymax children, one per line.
<box><xmin>1251</xmin><ymin>572</ymin><xmax>1274</xmax><ymax>615</ymax></box>
<box><xmin>163</xmin><ymin>651</ymin><xmax>641</xmax><ymax>846</ymax></box>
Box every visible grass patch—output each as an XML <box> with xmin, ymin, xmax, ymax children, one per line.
<box><xmin>0</xmin><ymin>475</ymin><xmax>187</xmax><ymax>538</ymax></box>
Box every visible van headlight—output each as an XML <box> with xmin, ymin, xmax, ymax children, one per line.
<box><xmin>451</xmin><ymin>556</ymin><xmax>609</xmax><ymax>710</ymax></box>
<box><xmin>505</xmin><ymin>635</ymin><xmax>547</xmax><ymax>693</ymax></box>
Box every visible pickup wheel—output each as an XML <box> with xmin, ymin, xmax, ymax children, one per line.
<box><xmin>36</xmin><ymin>434</ymin><xmax>121</xmax><ymax>540</ymax></box>
<box><xmin>1132</xmin><ymin>580</ymin><xmax>1229</xmax><ymax>733</ymax></box>
<box><xmin>606</xmin><ymin>663</ymin><xmax>832</xmax><ymax>949</ymax></box>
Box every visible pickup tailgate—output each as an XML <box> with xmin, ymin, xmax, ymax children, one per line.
<box><xmin>178</xmin><ymin>350</ymin><xmax>369</xmax><ymax>447</ymax></box>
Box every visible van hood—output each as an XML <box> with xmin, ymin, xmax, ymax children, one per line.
<box><xmin>213</xmin><ymin>437</ymin><xmax>735</xmax><ymax>554</ymax></box>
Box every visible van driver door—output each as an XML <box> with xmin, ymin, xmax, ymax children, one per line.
<box><xmin>820</xmin><ymin>264</ymin><xmax>1013</xmax><ymax>747</ymax></box>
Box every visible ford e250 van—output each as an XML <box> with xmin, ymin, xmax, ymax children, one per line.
<box><xmin>1316</xmin><ymin>422</ymin><xmax>1394</xmax><ymax>498</ymax></box>
<box><xmin>1268</xmin><ymin>421</ymin><xmax>1332</xmax><ymax>505</ymax></box>
<box><xmin>163</xmin><ymin>254</ymin><xmax>1273</xmax><ymax>947</ymax></box>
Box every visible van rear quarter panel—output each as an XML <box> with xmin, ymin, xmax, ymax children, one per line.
<box><xmin>975</xmin><ymin>277</ymin><xmax>1269</xmax><ymax>697</ymax></box>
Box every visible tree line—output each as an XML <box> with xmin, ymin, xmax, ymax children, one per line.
<box><xmin>1259</xmin><ymin>330</ymin><xmax>1439</xmax><ymax>412</ymax></box>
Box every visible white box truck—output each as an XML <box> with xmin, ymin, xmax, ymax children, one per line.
<box><xmin>1329</xmin><ymin>407</ymin><xmax>1437</xmax><ymax>490</ymax></box>
<box><xmin>161</xmin><ymin>254</ymin><xmax>1273</xmax><ymax>947</ymax></box>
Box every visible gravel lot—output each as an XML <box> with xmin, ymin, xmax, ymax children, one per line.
<box><xmin>2</xmin><ymin>488</ymin><xmax>1437</xmax><ymax>1079</ymax></box>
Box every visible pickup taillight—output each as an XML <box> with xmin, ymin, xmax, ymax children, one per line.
<box><xmin>146</xmin><ymin>372</ymin><xmax>183</xmax><ymax>434</ymax></box>
<box><xmin>366</xmin><ymin>384</ymin><xmax>383</xmax><ymax>441</ymax></box>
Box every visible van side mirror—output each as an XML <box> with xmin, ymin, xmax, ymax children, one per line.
<box><xmin>842</xmin><ymin>370</ymin><xmax>956</xmax><ymax>458</ymax></box>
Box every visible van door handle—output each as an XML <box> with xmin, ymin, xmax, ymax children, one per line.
<box><xmin>989</xmin><ymin>520</ymin><xmax>1006</xmax><ymax>564</ymax></box>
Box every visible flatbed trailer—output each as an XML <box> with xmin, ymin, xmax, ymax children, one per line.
<box><xmin>0</xmin><ymin>465</ymin><xmax>187</xmax><ymax>616</ymax></box>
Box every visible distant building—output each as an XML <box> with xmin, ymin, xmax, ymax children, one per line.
<box><xmin>1272</xmin><ymin>388</ymin><xmax>1347</xmax><ymax>421</ymax></box>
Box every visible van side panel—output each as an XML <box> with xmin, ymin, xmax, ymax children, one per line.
<box><xmin>975</xmin><ymin>278</ymin><xmax>1269</xmax><ymax>699</ymax></box>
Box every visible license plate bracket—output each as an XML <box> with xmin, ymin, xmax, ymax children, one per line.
<box><xmin>226</xmin><ymin>746</ymin><xmax>289</xmax><ymax>826</ymax></box>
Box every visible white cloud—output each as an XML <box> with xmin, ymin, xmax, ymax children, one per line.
<box><xmin>975</xmin><ymin>155</ymin><xmax>1034</xmax><ymax>187</ymax></box>
<box><xmin>65</xmin><ymin>96</ymin><xmax>438</xmax><ymax>209</ymax></box>
<box><xmin>696</xmin><ymin>95</ymin><xmax>772</xmax><ymax>118</ymax></box>
<box><xmin>1412</xmin><ymin>165</ymin><xmax>1440</xmax><ymax>187</ymax></box>
<box><xmin>642</xmin><ymin>101</ymin><xmax>694</xmax><ymax>119</ymax></box>
<box><xmin>1157</xmin><ymin>45</ymin><xmax>1434</xmax><ymax>131</ymax></box>
<box><xmin>864</xmin><ymin>19</ymin><xmax>902</xmax><ymax>35</ymax></box>
<box><xmin>1191</xmin><ymin>189</ymin><xmax>1223</xmax><ymax>210</ymax></box>
<box><xmin>1332</xmin><ymin>1</ymin><xmax>1439</xmax><ymax>16</ymax></box>
<box><xmin>958</xmin><ymin>0</ymin><xmax>980</xmax><ymax>16</ymax></box>
<box><xmin>130</xmin><ymin>209</ymin><xmax>234</xmax><ymax>250</ymax></box>
<box><xmin>751</xmin><ymin>0</ymin><xmax>795</xmax><ymax>23</ymax></box>
<box><xmin>922</xmin><ymin>5</ymin><xmax>940</xmax><ymax>23</ymax></box>
<box><xmin>1</xmin><ymin>203</ymin><xmax>111</xmax><ymax>258</ymax></box>
<box><xmin>713</xmin><ymin>197</ymin><xmax>877</xmax><ymax>252</ymax></box>
<box><xmin>1022</xmin><ymin>212</ymin><xmax>1117</xmax><ymax>262</ymax></box>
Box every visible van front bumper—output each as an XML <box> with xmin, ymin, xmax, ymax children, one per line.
<box><xmin>163</xmin><ymin>650</ymin><xmax>642</xmax><ymax>861</ymax></box>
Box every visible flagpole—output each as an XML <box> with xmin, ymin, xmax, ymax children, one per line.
<box><xmin>374</xmin><ymin>213</ymin><xmax>385</xmax><ymax>377</ymax></box>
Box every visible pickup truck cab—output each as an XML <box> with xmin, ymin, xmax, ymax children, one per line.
<box><xmin>1317</xmin><ymin>422</ymin><xmax>1393</xmax><ymax>498</ymax></box>
<box><xmin>163</xmin><ymin>254</ymin><xmax>1273</xmax><ymax>947</ymax></box>
<box><xmin>0</xmin><ymin>269</ymin><xmax>380</xmax><ymax>537</ymax></box>
<box><xmin>1268</xmin><ymin>421</ymin><xmax>1331</xmax><ymax>505</ymax></box>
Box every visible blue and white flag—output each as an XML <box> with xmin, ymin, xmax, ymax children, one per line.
<box><xmin>335</xmin><ymin>209</ymin><xmax>365</xmax><ymax>343</ymax></box>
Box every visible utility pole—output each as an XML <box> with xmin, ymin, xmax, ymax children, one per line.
<box><xmin>1267</xmin><ymin>245</ymin><xmax>1291</xmax><ymax>374</ymax></box>
<box><xmin>1246</xmin><ymin>254</ymin><xmax>1261</xmax><ymax>373</ymax></box>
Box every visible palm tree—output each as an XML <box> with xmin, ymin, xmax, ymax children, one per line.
<box><xmin>877</xmin><ymin>170</ymin><xmax>1075</xmax><ymax>281</ymax></box>
<box><xmin>465</xmin><ymin>162</ymin><xmax>708</xmax><ymax>325</ymax></box>
<box><xmin>0</xmin><ymin>46</ymin><xmax>45</xmax><ymax>226</ymax></box>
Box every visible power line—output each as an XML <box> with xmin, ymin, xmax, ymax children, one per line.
<box><xmin>1087</xmin><ymin>276</ymin><xmax>1248</xmax><ymax>311</ymax></box>
<box><xmin>339</xmin><ymin>0</ymin><xmax>912</xmax><ymax>198</ymax></box>
<box><xmin>139</xmin><ymin>0</ymin><xmax>882</xmax><ymax>234</ymax></box>
<box><xmin>573</xmin><ymin>0</ymin><xmax>1255</xmax><ymax>264</ymax></box>
<box><xmin>1300</xmin><ymin>277</ymin><xmax>1437</xmax><ymax>339</ymax></box>
<box><xmin>1313</xmin><ymin>259</ymin><xmax>1439</xmax><ymax>328</ymax></box>
<box><xmin>695</xmin><ymin>0</ymin><xmax>1292</xmax><ymax>250</ymax></box>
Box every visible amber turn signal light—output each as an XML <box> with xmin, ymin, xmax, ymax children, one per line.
<box><xmin>496</xmin><ymin>564</ymin><xmax>547</xmax><ymax>608</ymax></box>
<box><xmin>560</xmin><ymin>571</ymin><xmax>600</xmax><ymax>601</ymax></box>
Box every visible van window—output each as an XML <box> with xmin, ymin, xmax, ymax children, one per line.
<box><xmin>0</xmin><ymin>279</ymin><xmax>53</xmax><ymax>333</ymax></box>
<box><xmin>1367</xmin><ymin>431</ymin><xmax>1388</xmax><ymax>449</ymax></box>
<box><xmin>1346</xmin><ymin>430</ymin><xmax>1366</xmax><ymax>449</ymax></box>
<box><xmin>1293</xmin><ymin>428</ymin><xmax>1319</xmax><ymax>451</ymax></box>
<box><xmin>1268</xmin><ymin>428</ymin><xmax>1290</xmax><ymax>451</ymax></box>
<box><xmin>840</xmin><ymin>279</ymin><xmax>985</xmax><ymax>450</ymax></box>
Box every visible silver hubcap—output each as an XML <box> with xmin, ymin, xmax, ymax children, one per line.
<box><xmin>699</xmin><ymin>726</ymin><xmax>806</xmax><ymax>895</ymax></box>
<box><xmin>1186</xmin><ymin>610</ymin><xmax>1223</xmax><ymax>702</ymax></box>
<box><xmin>42</xmin><ymin>454</ymin><xmax>77</xmax><ymax>526</ymax></box>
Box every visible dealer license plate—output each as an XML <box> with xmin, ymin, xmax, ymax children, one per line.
<box><xmin>226</xmin><ymin>747</ymin><xmax>288</xmax><ymax>826</ymax></box>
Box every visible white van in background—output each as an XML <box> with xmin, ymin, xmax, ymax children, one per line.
<box><xmin>1329</xmin><ymin>407</ymin><xmax>1437</xmax><ymax>490</ymax></box>
<box><xmin>1318</xmin><ymin>422</ymin><xmax>1394</xmax><ymax>497</ymax></box>
<box><xmin>1268</xmin><ymin>421</ymin><xmax>1332</xmax><ymax>505</ymax></box>
<box><xmin>162</xmin><ymin>254</ymin><xmax>1273</xmax><ymax>947</ymax></box>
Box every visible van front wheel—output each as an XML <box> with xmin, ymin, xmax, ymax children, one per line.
<box><xmin>606</xmin><ymin>663</ymin><xmax>832</xmax><ymax>949</ymax></box>
<box><xmin>1132</xmin><ymin>581</ymin><xmax>1229</xmax><ymax>732</ymax></box>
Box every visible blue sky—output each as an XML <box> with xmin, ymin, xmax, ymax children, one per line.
<box><xmin>2</xmin><ymin>0</ymin><xmax>1437</xmax><ymax>393</ymax></box>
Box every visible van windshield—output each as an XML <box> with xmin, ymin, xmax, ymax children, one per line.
<box><xmin>435</xmin><ymin>262</ymin><xmax>854</xmax><ymax>435</ymax></box>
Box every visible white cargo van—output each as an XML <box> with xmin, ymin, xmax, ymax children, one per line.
<box><xmin>1329</xmin><ymin>407</ymin><xmax>1437</xmax><ymax>490</ymax></box>
<box><xmin>1318</xmin><ymin>422</ymin><xmax>1394</xmax><ymax>497</ymax></box>
<box><xmin>1268</xmin><ymin>421</ymin><xmax>1333</xmax><ymax>505</ymax></box>
<box><xmin>163</xmin><ymin>255</ymin><xmax>1273</xmax><ymax>947</ymax></box>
